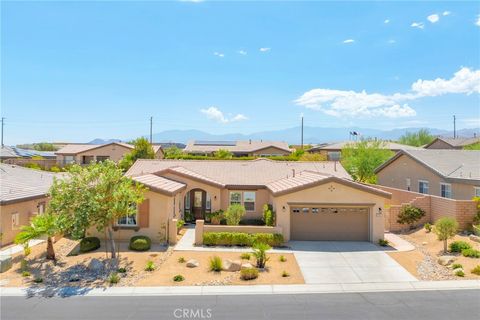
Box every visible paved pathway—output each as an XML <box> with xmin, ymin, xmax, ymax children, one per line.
<box><xmin>0</xmin><ymin>239</ymin><xmax>45</xmax><ymax>256</ymax></box>
<box><xmin>384</xmin><ymin>233</ymin><xmax>415</xmax><ymax>252</ymax></box>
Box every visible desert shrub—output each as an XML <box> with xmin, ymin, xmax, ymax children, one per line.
<box><xmin>49</xmin><ymin>166</ymin><xmax>61</xmax><ymax>173</ymax></box>
<box><xmin>173</xmin><ymin>274</ymin><xmax>185</xmax><ymax>282</ymax></box>
<box><xmin>397</xmin><ymin>205</ymin><xmax>425</xmax><ymax>228</ymax></box>
<box><xmin>462</xmin><ymin>248</ymin><xmax>480</xmax><ymax>258</ymax></box>
<box><xmin>262</xmin><ymin>204</ymin><xmax>274</xmax><ymax>227</ymax></box>
<box><xmin>378</xmin><ymin>239</ymin><xmax>389</xmax><ymax>247</ymax></box>
<box><xmin>434</xmin><ymin>217</ymin><xmax>459</xmax><ymax>253</ymax></box>
<box><xmin>108</xmin><ymin>272</ymin><xmax>120</xmax><ymax>284</ymax></box>
<box><xmin>225</xmin><ymin>204</ymin><xmax>246</xmax><ymax>225</ymax></box>
<box><xmin>240</xmin><ymin>268</ymin><xmax>259</xmax><ymax>280</ymax></box>
<box><xmin>471</xmin><ymin>265</ymin><xmax>480</xmax><ymax>275</ymax></box>
<box><xmin>253</xmin><ymin>242</ymin><xmax>271</xmax><ymax>269</ymax></box>
<box><xmin>281</xmin><ymin>270</ymin><xmax>290</xmax><ymax>277</ymax></box>
<box><xmin>80</xmin><ymin>237</ymin><xmax>101</xmax><ymax>253</ymax></box>
<box><xmin>209</xmin><ymin>256</ymin><xmax>222</xmax><ymax>272</ymax></box>
<box><xmin>451</xmin><ymin>263</ymin><xmax>463</xmax><ymax>270</ymax></box>
<box><xmin>33</xmin><ymin>277</ymin><xmax>43</xmax><ymax>283</ymax></box>
<box><xmin>279</xmin><ymin>255</ymin><xmax>287</xmax><ymax>262</ymax></box>
<box><xmin>117</xmin><ymin>267</ymin><xmax>127</xmax><ymax>273</ymax></box>
<box><xmin>129</xmin><ymin>235</ymin><xmax>151</xmax><ymax>251</ymax></box>
<box><xmin>449</xmin><ymin>241</ymin><xmax>472</xmax><ymax>253</ymax></box>
<box><xmin>240</xmin><ymin>253</ymin><xmax>251</xmax><ymax>260</ymax></box>
<box><xmin>24</xmin><ymin>163</ymin><xmax>42</xmax><ymax>170</ymax></box>
<box><xmin>176</xmin><ymin>219</ymin><xmax>185</xmax><ymax>231</ymax></box>
<box><xmin>144</xmin><ymin>260</ymin><xmax>156</xmax><ymax>271</ymax></box>
<box><xmin>454</xmin><ymin>269</ymin><xmax>465</xmax><ymax>277</ymax></box>
<box><xmin>178</xmin><ymin>257</ymin><xmax>186</xmax><ymax>263</ymax></box>
<box><xmin>23</xmin><ymin>245</ymin><xmax>31</xmax><ymax>257</ymax></box>
<box><xmin>239</xmin><ymin>219</ymin><xmax>265</xmax><ymax>226</ymax></box>
<box><xmin>22</xmin><ymin>271</ymin><xmax>31</xmax><ymax>277</ymax></box>
<box><xmin>424</xmin><ymin>223</ymin><xmax>432</xmax><ymax>233</ymax></box>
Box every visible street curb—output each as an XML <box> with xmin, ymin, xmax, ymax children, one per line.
<box><xmin>1</xmin><ymin>280</ymin><xmax>479</xmax><ymax>297</ymax></box>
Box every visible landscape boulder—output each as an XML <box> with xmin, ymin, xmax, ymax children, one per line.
<box><xmin>437</xmin><ymin>255</ymin><xmax>456</xmax><ymax>266</ymax></box>
<box><xmin>469</xmin><ymin>234</ymin><xmax>480</xmax><ymax>243</ymax></box>
<box><xmin>241</xmin><ymin>262</ymin><xmax>254</xmax><ymax>270</ymax></box>
<box><xmin>186</xmin><ymin>259</ymin><xmax>199</xmax><ymax>268</ymax></box>
<box><xmin>0</xmin><ymin>255</ymin><xmax>12</xmax><ymax>273</ymax></box>
<box><xmin>223</xmin><ymin>259</ymin><xmax>242</xmax><ymax>272</ymax></box>
<box><xmin>88</xmin><ymin>258</ymin><xmax>104</xmax><ymax>272</ymax></box>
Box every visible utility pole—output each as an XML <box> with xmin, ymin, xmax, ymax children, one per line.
<box><xmin>149</xmin><ymin>116</ymin><xmax>153</xmax><ymax>144</ymax></box>
<box><xmin>301</xmin><ymin>115</ymin><xmax>304</xmax><ymax>149</ymax></box>
<box><xmin>1</xmin><ymin>117</ymin><xmax>4</xmax><ymax>148</ymax></box>
<box><xmin>453</xmin><ymin>115</ymin><xmax>456</xmax><ymax>139</ymax></box>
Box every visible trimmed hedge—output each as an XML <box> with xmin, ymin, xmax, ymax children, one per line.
<box><xmin>80</xmin><ymin>237</ymin><xmax>100</xmax><ymax>253</ymax></box>
<box><xmin>203</xmin><ymin>232</ymin><xmax>284</xmax><ymax>247</ymax></box>
<box><xmin>129</xmin><ymin>235</ymin><xmax>151</xmax><ymax>251</ymax></box>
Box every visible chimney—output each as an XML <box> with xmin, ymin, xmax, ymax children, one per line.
<box><xmin>292</xmin><ymin>169</ymin><xmax>295</xmax><ymax>177</ymax></box>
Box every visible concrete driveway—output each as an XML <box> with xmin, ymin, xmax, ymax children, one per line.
<box><xmin>290</xmin><ymin>241</ymin><xmax>417</xmax><ymax>284</ymax></box>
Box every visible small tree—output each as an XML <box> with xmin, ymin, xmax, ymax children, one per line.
<box><xmin>164</xmin><ymin>146</ymin><xmax>184</xmax><ymax>159</ymax></box>
<box><xmin>15</xmin><ymin>212</ymin><xmax>59</xmax><ymax>260</ymax></box>
<box><xmin>215</xmin><ymin>149</ymin><xmax>233</xmax><ymax>159</ymax></box>
<box><xmin>252</xmin><ymin>242</ymin><xmax>271</xmax><ymax>268</ymax></box>
<box><xmin>398</xmin><ymin>129</ymin><xmax>435</xmax><ymax>147</ymax></box>
<box><xmin>225</xmin><ymin>204</ymin><xmax>245</xmax><ymax>225</ymax></box>
<box><xmin>119</xmin><ymin>137</ymin><xmax>155</xmax><ymax>171</ymax></box>
<box><xmin>434</xmin><ymin>217</ymin><xmax>459</xmax><ymax>253</ymax></box>
<box><xmin>396</xmin><ymin>205</ymin><xmax>426</xmax><ymax>229</ymax></box>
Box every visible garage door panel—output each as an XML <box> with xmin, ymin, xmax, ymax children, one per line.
<box><xmin>290</xmin><ymin>207</ymin><xmax>369</xmax><ymax>241</ymax></box>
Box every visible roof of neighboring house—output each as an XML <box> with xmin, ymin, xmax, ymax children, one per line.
<box><xmin>424</xmin><ymin>137</ymin><xmax>480</xmax><ymax>148</ymax></box>
<box><xmin>55</xmin><ymin>142</ymin><xmax>163</xmax><ymax>155</ymax></box>
<box><xmin>131</xmin><ymin>174</ymin><xmax>186</xmax><ymax>195</ymax></box>
<box><xmin>0</xmin><ymin>146</ymin><xmax>20</xmax><ymax>159</ymax></box>
<box><xmin>309</xmin><ymin>141</ymin><xmax>421</xmax><ymax>152</ymax></box>
<box><xmin>375</xmin><ymin>150</ymin><xmax>480</xmax><ymax>183</ymax></box>
<box><xmin>0</xmin><ymin>164</ymin><xmax>61</xmax><ymax>204</ymax></box>
<box><xmin>183</xmin><ymin>140</ymin><xmax>291</xmax><ymax>154</ymax></box>
<box><xmin>126</xmin><ymin>158</ymin><xmax>350</xmax><ymax>188</ymax></box>
<box><xmin>0</xmin><ymin>146</ymin><xmax>56</xmax><ymax>159</ymax></box>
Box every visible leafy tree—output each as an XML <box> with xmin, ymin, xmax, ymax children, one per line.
<box><xmin>464</xmin><ymin>142</ymin><xmax>480</xmax><ymax>150</ymax></box>
<box><xmin>434</xmin><ymin>217</ymin><xmax>459</xmax><ymax>253</ymax></box>
<box><xmin>119</xmin><ymin>137</ymin><xmax>155</xmax><ymax>171</ymax></box>
<box><xmin>215</xmin><ymin>149</ymin><xmax>233</xmax><ymax>159</ymax></box>
<box><xmin>341</xmin><ymin>139</ymin><xmax>394</xmax><ymax>183</ymax></box>
<box><xmin>225</xmin><ymin>204</ymin><xmax>246</xmax><ymax>225</ymax></box>
<box><xmin>164</xmin><ymin>146</ymin><xmax>184</xmax><ymax>159</ymax></box>
<box><xmin>49</xmin><ymin>161</ymin><xmax>146</xmax><ymax>258</ymax></box>
<box><xmin>15</xmin><ymin>212</ymin><xmax>59</xmax><ymax>260</ymax></box>
<box><xmin>398</xmin><ymin>129</ymin><xmax>435</xmax><ymax>147</ymax></box>
<box><xmin>396</xmin><ymin>205</ymin><xmax>426</xmax><ymax>229</ymax></box>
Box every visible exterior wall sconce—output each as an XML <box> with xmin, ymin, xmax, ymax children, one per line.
<box><xmin>282</xmin><ymin>206</ymin><xmax>286</xmax><ymax>212</ymax></box>
<box><xmin>214</xmin><ymin>195</ymin><xmax>217</xmax><ymax>200</ymax></box>
<box><xmin>376</xmin><ymin>207</ymin><xmax>382</xmax><ymax>216</ymax></box>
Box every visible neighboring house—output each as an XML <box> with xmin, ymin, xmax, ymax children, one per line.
<box><xmin>183</xmin><ymin>140</ymin><xmax>291</xmax><ymax>157</ymax></box>
<box><xmin>375</xmin><ymin>150</ymin><xmax>480</xmax><ymax>200</ymax></box>
<box><xmin>95</xmin><ymin>159</ymin><xmax>391</xmax><ymax>244</ymax></box>
<box><xmin>308</xmin><ymin>141</ymin><xmax>421</xmax><ymax>160</ymax></box>
<box><xmin>1</xmin><ymin>146</ymin><xmax>57</xmax><ymax>169</ymax></box>
<box><xmin>55</xmin><ymin>142</ymin><xmax>164</xmax><ymax>167</ymax></box>
<box><xmin>0</xmin><ymin>164</ymin><xmax>60</xmax><ymax>246</ymax></box>
<box><xmin>424</xmin><ymin>137</ymin><xmax>480</xmax><ymax>149</ymax></box>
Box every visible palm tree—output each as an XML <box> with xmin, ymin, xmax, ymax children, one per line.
<box><xmin>15</xmin><ymin>212</ymin><xmax>58</xmax><ymax>260</ymax></box>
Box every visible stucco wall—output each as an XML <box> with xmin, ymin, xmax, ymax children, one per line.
<box><xmin>377</xmin><ymin>154</ymin><xmax>479</xmax><ymax>200</ymax></box>
<box><xmin>0</xmin><ymin>197</ymin><xmax>48</xmax><ymax>246</ymax></box>
<box><xmin>425</xmin><ymin>140</ymin><xmax>456</xmax><ymax>149</ymax></box>
<box><xmin>251</xmin><ymin>146</ymin><xmax>290</xmax><ymax>156</ymax></box>
<box><xmin>272</xmin><ymin>181</ymin><xmax>386</xmax><ymax>243</ymax></box>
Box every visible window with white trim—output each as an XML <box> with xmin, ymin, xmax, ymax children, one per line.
<box><xmin>12</xmin><ymin>212</ymin><xmax>20</xmax><ymax>230</ymax></box>
<box><xmin>117</xmin><ymin>204</ymin><xmax>138</xmax><ymax>226</ymax></box>
<box><xmin>243</xmin><ymin>192</ymin><xmax>255</xmax><ymax>211</ymax></box>
<box><xmin>418</xmin><ymin>180</ymin><xmax>429</xmax><ymax>194</ymax></box>
<box><xmin>37</xmin><ymin>202</ymin><xmax>46</xmax><ymax>214</ymax></box>
<box><xmin>229</xmin><ymin>192</ymin><xmax>242</xmax><ymax>205</ymax></box>
<box><xmin>440</xmin><ymin>183</ymin><xmax>452</xmax><ymax>199</ymax></box>
<box><xmin>475</xmin><ymin>187</ymin><xmax>480</xmax><ymax>198</ymax></box>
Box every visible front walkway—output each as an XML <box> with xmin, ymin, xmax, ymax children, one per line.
<box><xmin>0</xmin><ymin>239</ymin><xmax>45</xmax><ymax>256</ymax></box>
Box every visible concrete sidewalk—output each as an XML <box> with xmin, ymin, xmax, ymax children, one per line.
<box><xmin>1</xmin><ymin>280</ymin><xmax>479</xmax><ymax>297</ymax></box>
<box><xmin>0</xmin><ymin>239</ymin><xmax>45</xmax><ymax>256</ymax></box>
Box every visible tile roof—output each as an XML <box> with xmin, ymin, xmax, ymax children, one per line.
<box><xmin>429</xmin><ymin>137</ymin><xmax>480</xmax><ymax>148</ymax></box>
<box><xmin>311</xmin><ymin>141</ymin><xmax>421</xmax><ymax>151</ymax></box>
<box><xmin>126</xmin><ymin>158</ymin><xmax>351</xmax><ymax>187</ymax></box>
<box><xmin>131</xmin><ymin>174</ymin><xmax>186</xmax><ymax>195</ymax></box>
<box><xmin>183</xmin><ymin>140</ymin><xmax>291</xmax><ymax>154</ymax></box>
<box><xmin>0</xmin><ymin>146</ymin><xmax>56</xmax><ymax>159</ymax></box>
<box><xmin>375</xmin><ymin>150</ymin><xmax>480</xmax><ymax>182</ymax></box>
<box><xmin>0</xmin><ymin>164</ymin><xmax>61</xmax><ymax>204</ymax></box>
<box><xmin>55</xmin><ymin>142</ymin><xmax>134</xmax><ymax>155</ymax></box>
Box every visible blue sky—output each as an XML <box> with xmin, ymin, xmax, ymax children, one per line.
<box><xmin>2</xmin><ymin>1</ymin><xmax>479</xmax><ymax>144</ymax></box>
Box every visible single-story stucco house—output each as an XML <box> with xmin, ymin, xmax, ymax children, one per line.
<box><xmin>94</xmin><ymin>159</ymin><xmax>391</xmax><ymax>244</ymax></box>
<box><xmin>375</xmin><ymin>150</ymin><xmax>480</xmax><ymax>200</ymax></box>
<box><xmin>424</xmin><ymin>137</ymin><xmax>480</xmax><ymax>149</ymax></box>
<box><xmin>183</xmin><ymin>140</ymin><xmax>291</xmax><ymax>157</ymax></box>
<box><xmin>55</xmin><ymin>142</ymin><xmax>164</xmax><ymax>167</ymax></box>
<box><xmin>0</xmin><ymin>164</ymin><xmax>60</xmax><ymax>247</ymax></box>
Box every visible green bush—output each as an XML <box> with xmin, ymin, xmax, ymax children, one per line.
<box><xmin>33</xmin><ymin>277</ymin><xmax>43</xmax><ymax>283</ymax></box>
<box><xmin>173</xmin><ymin>274</ymin><xmax>185</xmax><ymax>282</ymax></box>
<box><xmin>240</xmin><ymin>268</ymin><xmax>259</xmax><ymax>280</ymax></box>
<box><xmin>454</xmin><ymin>269</ymin><xmax>465</xmax><ymax>277</ymax></box>
<box><xmin>262</xmin><ymin>204</ymin><xmax>274</xmax><ymax>226</ymax></box>
<box><xmin>108</xmin><ymin>272</ymin><xmax>120</xmax><ymax>284</ymax></box>
<box><xmin>80</xmin><ymin>237</ymin><xmax>101</xmax><ymax>253</ymax></box>
<box><xmin>449</xmin><ymin>241</ymin><xmax>472</xmax><ymax>253</ymax></box>
<box><xmin>144</xmin><ymin>260</ymin><xmax>156</xmax><ymax>271</ymax></box>
<box><xmin>279</xmin><ymin>255</ymin><xmax>287</xmax><ymax>262</ymax></box>
<box><xmin>396</xmin><ymin>205</ymin><xmax>426</xmax><ymax>228</ymax></box>
<box><xmin>451</xmin><ymin>263</ymin><xmax>463</xmax><ymax>270</ymax></box>
<box><xmin>49</xmin><ymin>166</ymin><xmax>61</xmax><ymax>173</ymax></box>
<box><xmin>471</xmin><ymin>265</ymin><xmax>480</xmax><ymax>275</ymax></box>
<box><xmin>462</xmin><ymin>248</ymin><xmax>480</xmax><ymax>258</ymax></box>
<box><xmin>240</xmin><ymin>253</ymin><xmax>251</xmax><ymax>260</ymax></box>
<box><xmin>177</xmin><ymin>219</ymin><xmax>185</xmax><ymax>230</ymax></box>
<box><xmin>203</xmin><ymin>232</ymin><xmax>284</xmax><ymax>247</ymax></box>
<box><xmin>378</xmin><ymin>239</ymin><xmax>389</xmax><ymax>247</ymax></box>
<box><xmin>129</xmin><ymin>235</ymin><xmax>151</xmax><ymax>251</ymax></box>
<box><xmin>281</xmin><ymin>270</ymin><xmax>290</xmax><ymax>277</ymax></box>
<box><xmin>253</xmin><ymin>242</ymin><xmax>271</xmax><ymax>269</ymax></box>
<box><xmin>22</xmin><ymin>271</ymin><xmax>31</xmax><ymax>277</ymax></box>
<box><xmin>178</xmin><ymin>257</ymin><xmax>186</xmax><ymax>263</ymax></box>
<box><xmin>434</xmin><ymin>217</ymin><xmax>459</xmax><ymax>253</ymax></box>
<box><xmin>24</xmin><ymin>163</ymin><xmax>42</xmax><ymax>170</ymax></box>
<box><xmin>225</xmin><ymin>204</ymin><xmax>246</xmax><ymax>225</ymax></box>
<box><xmin>117</xmin><ymin>267</ymin><xmax>127</xmax><ymax>273</ymax></box>
<box><xmin>209</xmin><ymin>256</ymin><xmax>223</xmax><ymax>272</ymax></box>
<box><xmin>424</xmin><ymin>223</ymin><xmax>432</xmax><ymax>233</ymax></box>
<box><xmin>239</xmin><ymin>219</ymin><xmax>265</xmax><ymax>226</ymax></box>
<box><xmin>206</xmin><ymin>210</ymin><xmax>224</xmax><ymax>225</ymax></box>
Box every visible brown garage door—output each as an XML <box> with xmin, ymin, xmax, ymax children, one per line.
<box><xmin>290</xmin><ymin>207</ymin><xmax>369</xmax><ymax>241</ymax></box>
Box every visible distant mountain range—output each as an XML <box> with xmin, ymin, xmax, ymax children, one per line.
<box><xmin>87</xmin><ymin>126</ymin><xmax>479</xmax><ymax>145</ymax></box>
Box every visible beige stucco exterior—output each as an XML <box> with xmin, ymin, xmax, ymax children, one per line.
<box><xmin>250</xmin><ymin>146</ymin><xmax>291</xmax><ymax>157</ymax></box>
<box><xmin>0</xmin><ymin>197</ymin><xmax>48</xmax><ymax>247</ymax></box>
<box><xmin>377</xmin><ymin>154</ymin><xmax>479</xmax><ymax>200</ymax></box>
<box><xmin>425</xmin><ymin>139</ymin><xmax>458</xmax><ymax>149</ymax></box>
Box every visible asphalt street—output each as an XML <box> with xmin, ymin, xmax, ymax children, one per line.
<box><xmin>1</xmin><ymin>289</ymin><xmax>479</xmax><ymax>320</ymax></box>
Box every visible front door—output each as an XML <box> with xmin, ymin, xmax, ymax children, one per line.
<box><xmin>193</xmin><ymin>190</ymin><xmax>204</xmax><ymax>220</ymax></box>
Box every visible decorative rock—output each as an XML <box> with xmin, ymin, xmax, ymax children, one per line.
<box><xmin>186</xmin><ymin>259</ymin><xmax>199</xmax><ymax>268</ymax></box>
<box><xmin>469</xmin><ymin>234</ymin><xmax>480</xmax><ymax>243</ymax></box>
<box><xmin>222</xmin><ymin>259</ymin><xmax>242</xmax><ymax>272</ymax></box>
<box><xmin>437</xmin><ymin>255</ymin><xmax>456</xmax><ymax>266</ymax></box>
<box><xmin>88</xmin><ymin>258</ymin><xmax>104</xmax><ymax>272</ymax></box>
<box><xmin>0</xmin><ymin>255</ymin><xmax>12</xmax><ymax>273</ymax></box>
<box><xmin>422</xmin><ymin>242</ymin><xmax>428</xmax><ymax>246</ymax></box>
<box><xmin>241</xmin><ymin>262</ymin><xmax>254</xmax><ymax>270</ymax></box>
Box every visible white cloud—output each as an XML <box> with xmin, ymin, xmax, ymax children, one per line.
<box><xmin>388</xmin><ymin>39</ymin><xmax>396</xmax><ymax>44</ymax></box>
<box><xmin>343</xmin><ymin>39</ymin><xmax>355</xmax><ymax>44</ymax></box>
<box><xmin>200</xmin><ymin>107</ymin><xmax>248</xmax><ymax>124</ymax></box>
<box><xmin>213</xmin><ymin>52</ymin><xmax>224</xmax><ymax>58</ymax></box>
<box><xmin>259</xmin><ymin>47</ymin><xmax>271</xmax><ymax>52</ymax></box>
<box><xmin>476</xmin><ymin>15</ymin><xmax>480</xmax><ymax>27</ymax></box>
<box><xmin>411</xmin><ymin>22</ymin><xmax>425</xmax><ymax>29</ymax></box>
<box><xmin>295</xmin><ymin>67</ymin><xmax>480</xmax><ymax>119</ymax></box>
<box><xmin>443</xmin><ymin>11</ymin><xmax>451</xmax><ymax>16</ymax></box>
<box><xmin>237</xmin><ymin>50</ymin><xmax>247</xmax><ymax>55</ymax></box>
<box><xmin>427</xmin><ymin>14</ymin><xmax>440</xmax><ymax>23</ymax></box>
<box><xmin>384</xmin><ymin>19</ymin><xmax>390</xmax><ymax>24</ymax></box>
<box><xmin>461</xmin><ymin>118</ymin><xmax>480</xmax><ymax>128</ymax></box>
